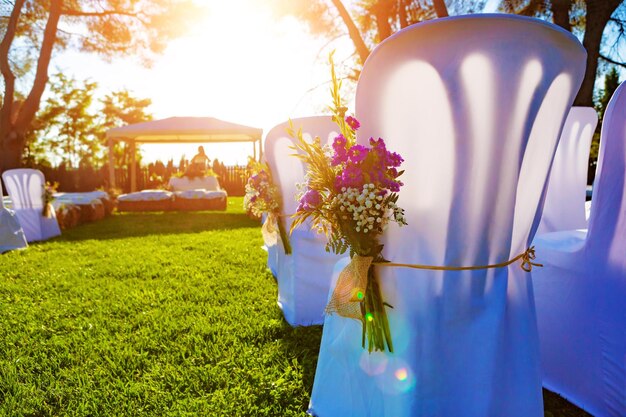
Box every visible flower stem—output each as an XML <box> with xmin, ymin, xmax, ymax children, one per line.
<box><xmin>361</xmin><ymin>266</ymin><xmax>393</xmax><ymax>353</ymax></box>
<box><xmin>277</xmin><ymin>217</ymin><xmax>292</xmax><ymax>255</ymax></box>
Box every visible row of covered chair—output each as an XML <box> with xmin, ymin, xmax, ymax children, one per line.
<box><xmin>262</xmin><ymin>14</ymin><xmax>624</xmax><ymax>417</ymax></box>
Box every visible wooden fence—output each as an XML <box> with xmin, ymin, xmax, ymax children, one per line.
<box><xmin>36</xmin><ymin>164</ymin><xmax>248</xmax><ymax>196</ymax></box>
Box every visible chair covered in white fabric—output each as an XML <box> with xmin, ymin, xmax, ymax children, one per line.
<box><xmin>532</xmin><ymin>81</ymin><xmax>626</xmax><ymax>417</ymax></box>
<box><xmin>0</xmin><ymin>182</ymin><xmax>27</xmax><ymax>253</ymax></box>
<box><xmin>537</xmin><ymin>106</ymin><xmax>597</xmax><ymax>234</ymax></box>
<box><xmin>264</xmin><ymin>116</ymin><xmax>347</xmax><ymax>326</ymax></box>
<box><xmin>1</xmin><ymin>169</ymin><xmax>61</xmax><ymax>242</ymax></box>
<box><xmin>309</xmin><ymin>15</ymin><xmax>586</xmax><ymax>417</ymax></box>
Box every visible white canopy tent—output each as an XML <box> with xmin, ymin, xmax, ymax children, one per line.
<box><xmin>106</xmin><ymin>117</ymin><xmax>263</xmax><ymax>192</ymax></box>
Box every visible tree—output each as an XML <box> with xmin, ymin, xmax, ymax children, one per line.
<box><xmin>273</xmin><ymin>0</ymin><xmax>476</xmax><ymax>75</ymax></box>
<box><xmin>25</xmin><ymin>72</ymin><xmax>100</xmax><ymax>167</ymax></box>
<box><xmin>100</xmin><ymin>89</ymin><xmax>153</xmax><ymax>168</ymax></box>
<box><xmin>595</xmin><ymin>66</ymin><xmax>621</xmax><ymax>122</ymax></box>
<box><xmin>279</xmin><ymin>0</ymin><xmax>625</xmax><ymax>107</ymax></box>
<box><xmin>501</xmin><ymin>0</ymin><xmax>626</xmax><ymax>107</ymax></box>
<box><xmin>0</xmin><ymin>0</ymin><xmax>203</xmax><ymax>172</ymax></box>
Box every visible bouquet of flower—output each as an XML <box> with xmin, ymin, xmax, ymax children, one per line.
<box><xmin>244</xmin><ymin>158</ymin><xmax>292</xmax><ymax>254</ymax></box>
<box><xmin>42</xmin><ymin>181</ymin><xmax>58</xmax><ymax>218</ymax></box>
<box><xmin>290</xmin><ymin>54</ymin><xmax>406</xmax><ymax>352</ymax></box>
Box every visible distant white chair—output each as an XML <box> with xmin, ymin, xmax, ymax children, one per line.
<box><xmin>309</xmin><ymin>15</ymin><xmax>586</xmax><ymax>417</ymax></box>
<box><xmin>264</xmin><ymin>116</ymin><xmax>347</xmax><ymax>326</ymax></box>
<box><xmin>532</xmin><ymin>81</ymin><xmax>626</xmax><ymax>417</ymax></box>
<box><xmin>537</xmin><ymin>106</ymin><xmax>597</xmax><ymax>234</ymax></box>
<box><xmin>1</xmin><ymin>169</ymin><xmax>61</xmax><ymax>242</ymax></box>
<box><xmin>0</xmin><ymin>181</ymin><xmax>27</xmax><ymax>253</ymax></box>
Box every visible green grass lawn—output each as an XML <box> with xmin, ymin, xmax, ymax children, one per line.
<box><xmin>0</xmin><ymin>197</ymin><xmax>588</xmax><ymax>416</ymax></box>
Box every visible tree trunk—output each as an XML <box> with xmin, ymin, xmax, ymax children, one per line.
<box><xmin>330</xmin><ymin>0</ymin><xmax>371</xmax><ymax>65</ymax></box>
<box><xmin>0</xmin><ymin>135</ymin><xmax>25</xmax><ymax>171</ymax></box>
<box><xmin>0</xmin><ymin>0</ymin><xmax>62</xmax><ymax>172</ymax></box>
<box><xmin>0</xmin><ymin>0</ymin><xmax>26</xmax><ymax>172</ymax></box>
<box><xmin>398</xmin><ymin>0</ymin><xmax>409</xmax><ymax>28</ymax></box>
<box><xmin>372</xmin><ymin>0</ymin><xmax>393</xmax><ymax>43</ymax></box>
<box><xmin>432</xmin><ymin>0</ymin><xmax>449</xmax><ymax>18</ymax></box>
<box><xmin>551</xmin><ymin>0</ymin><xmax>572</xmax><ymax>32</ymax></box>
<box><xmin>574</xmin><ymin>0</ymin><xmax>622</xmax><ymax>106</ymax></box>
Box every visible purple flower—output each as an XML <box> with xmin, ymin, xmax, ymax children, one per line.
<box><xmin>348</xmin><ymin>145</ymin><xmax>369</xmax><ymax>164</ymax></box>
<box><xmin>335</xmin><ymin>164</ymin><xmax>364</xmax><ymax>190</ymax></box>
<box><xmin>333</xmin><ymin>134</ymin><xmax>347</xmax><ymax>150</ymax></box>
<box><xmin>331</xmin><ymin>134</ymin><xmax>349</xmax><ymax>166</ymax></box>
<box><xmin>387</xmin><ymin>151</ymin><xmax>404</xmax><ymax>167</ymax></box>
<box><xmin>298</xmin><ymin>189</ymin><xmax>322</xmax><ymax>212</ymax></box>
<box><xmin>345</xmin><ymin>116</ymin><xmax>360</xmax><ymax>131</ymax></box>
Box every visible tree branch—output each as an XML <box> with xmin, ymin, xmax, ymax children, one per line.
<box><xmin>599</xmin><ymin>53</ymin><xmax>626</xmax><ymax>68</ymax></box>
<box><xmin>329</xmin><ymin>0</ymin><xmax>370</xmax><ymax>65</ymax></box>
<box><xmin>432</xmin><ymin>0</ymin><xmax>449</xmax><ymax>18</ymax></box>
<box><xmin>0</xmin><ymin>0</ymin><xmax>25</xmax><ymax>135</ymax></box>
<box><xmin>15</xmin><ymin>0</ymin><xmax>62</xmax><ymax>131</ymax></box>
<box><xmin>61</xmin><ymin>8</ymin><xmax>148</xmax><ymax>25</ymax></box>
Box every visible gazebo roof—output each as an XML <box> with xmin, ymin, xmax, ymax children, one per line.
<box><xmin>106</xmin><ymin>116</ymin><xmax>263</xmax><ymax>143</ymax></box>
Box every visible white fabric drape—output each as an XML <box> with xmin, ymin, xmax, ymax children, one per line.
<box><xmin>537</xmin><ymin>106</ymin><xmax>597</xmax><ymax>234</ymax></box>
<box><xmin>0</xmin><ymin>182</ymin><xmax>27</xmax><ymax>253</ymax></box>
<box><xmin>310</xmin><ymin>15</ymin><xmax>586</xmax><ymax>417</ymax></box>
<box><xmin>2</xmin><ymin>169</ymin><xmax>61</xmax><ymax>242</ymax></box>
<box><xmin>532</xmin><ymin>81</ymin><xmax>626</xmax><ymax>417</ymax></box>
<box><xmin>264</xmin><ymin>116</ymin><xmax>348</xmax><ymax>326</ymax></box>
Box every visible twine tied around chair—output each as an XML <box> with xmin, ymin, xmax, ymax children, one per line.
<box><xmin>376</xmin><ymin>246</ymin><xmax>543</xmax><ymax>273</ymax></box>
<box><xmin>326</xmin><ymin>247</ymin><xmax>542</xmax><ymax>321</ymax></box>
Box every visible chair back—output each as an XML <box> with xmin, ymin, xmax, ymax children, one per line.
<box><xmin>538</xmin><ymin>106</ymin><xmax>597</xmax><ymax>234</ymax></box>
<box><xmin>586</xmin><ymin>81</ymin><xmax>626</xmax><ymax>262</ymax></box>
<box><xmin>355</xmin><ymin>14</ymin><xmax>586</xmax><ymax>266</ymax></box>
<box><xmin>264</xmin><ymin>116</ymin><xmax>340</xmax><ymax>230</ymax></box>
<box><xmin>2</xmin><ymin>168</ymin><xmax>46</xmax><ymax>210</ymax></box>
<box><xmin>2</xmin><ymin>168</ymin><xmax>61</xmax><ymax>242</ymax></box>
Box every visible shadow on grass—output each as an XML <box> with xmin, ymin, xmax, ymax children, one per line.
<box><xmin>56</xmin><ymin>211</ymin><xmax>260</xmax><ymax>241</ymax></box>
<box><xmin>278</xmin><ymin>322</ymin><xmax>323</xmax><ymax>393</ymax></box>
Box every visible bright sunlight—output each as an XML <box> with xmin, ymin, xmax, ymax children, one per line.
<box><xmin>57</xmin><ymin>0</ymin><xmax>353</xmax><ymax>165</ymax></box>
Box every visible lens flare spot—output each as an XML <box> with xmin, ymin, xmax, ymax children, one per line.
<box><xmin>356</xmin><ymin>291</ymin><xmax>364</xmax><ymax>300</ymax></box>
<box><xmin>359</xmin><ymin>351</ymin><xmax>388</xmax><ymax>376</ymax></box>
<box><xmin>365</xmin><ymin>313</ymin><xmax>374</xmax><ymax>322</ymax></box>
<box><xmin>395</xmin><ymin>368</ymin><xmax>408</xmax><ymax>381</ymax></box>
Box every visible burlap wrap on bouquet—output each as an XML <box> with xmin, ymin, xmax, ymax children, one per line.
<box><xmin>261</xmin><ymin>212</ymin><xmax>278</xmax><ymax>246</ymax></box>
<box><xmin>325</xmin><ymin>255</ymin><xmax>373</xmax><ymax>321</ymax></box>
<box><xmin>42</xmin><ymin>203</ymin><xmax>53</xmax><ymax>218</ymax></box>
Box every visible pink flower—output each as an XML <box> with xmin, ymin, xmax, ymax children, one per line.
<box><xmin>345</xmin><ymin>116</ymin><xmax>360</xmax><ymax>131</ymax></box>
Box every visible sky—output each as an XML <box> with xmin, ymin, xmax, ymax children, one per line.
<box><xmin>56</xmin><ymin>0</ymin><xmax>356</xmax><ymax>166</ymax></box>
<box><xmin>54</xmin><ymin>0</ymin><xmax>561</xmax><ymax>167</ymax></box>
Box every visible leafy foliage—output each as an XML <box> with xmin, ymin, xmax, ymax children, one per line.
<box><xmin>24</xmin><ymin>74</ymin><xmax>153</xmax><ymax>169</ymax></box>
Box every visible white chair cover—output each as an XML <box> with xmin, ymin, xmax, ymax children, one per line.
<box><xmin>532</xmin><ymin>81</ymin><xmax>626</xmax><ymax>417</ymax></box>
<box><xmin>1</xmin><ymin>169</ymin><xmax>61</xmax><ymax>242</ymax></box>
<box><xmin>168</xmin><ymin>176</ymin><xmax>222</xmax><ymax>192</ymax></box>
<box><xmin>0</xmin><ymin>181</ymin><xmax>27</xmax><ymax>253</ymax></box>
<box><xmin>537</xmin><ymin>107</ymin><xmax>597</xmax><ymax>234</ymax></box>
<box><xmin>310</xmin><ymin>14</ymin><xmax>586</xmax><ymax>417</ymax></box>
<box><xmin>264</xmin><ymin>116</ymin><xmax>348</xmax><ymax>326</ymax></box>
